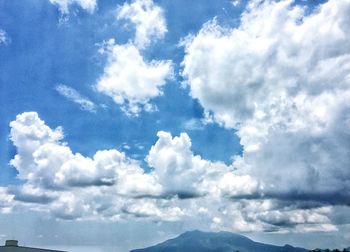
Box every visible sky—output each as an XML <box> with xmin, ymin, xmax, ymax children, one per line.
<box><xmin>0</xmin><ymin>0</ymin><xmax>350</xmax><ymax>251</ymax></box>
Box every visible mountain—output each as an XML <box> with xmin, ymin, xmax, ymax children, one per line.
<box><xmin>130</xmin><ymin>230</ymin><xmax>308</xmax><ymax>252</ymax></box>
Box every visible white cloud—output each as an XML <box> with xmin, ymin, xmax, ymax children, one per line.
<box><xmin>96</xmin><ymin>0</ymin><xmax>170</xmax><ymax>115</ymax></box>
<box><xmin>96</xmin><ymin>41</ymin><xmax>173</xmax><ymax>116</ymax></box>
<box><xmin>9</xmin><ymin>112</ymin><xmax>161</xmax><ymax>219</ymax></box>
<box><xmin>0</xmin><ymin>188</ymin><xmax>14</xmax><ymax>214</ymax></box>
<box><xmin>49</xmin><ymin>0</ymin><xmax>97</xmax><ymax>14</ymax></box>
<box><xmin>8</xmin><ymin>112</ymin><xmax>341</xmax><ymax>232</ymax></box>
<box><xmin>9</xmin><ymin>112</ymin><xmax>161</xmax><ymax>194</ymax></box>
<box><xmin>56</xmin><ymin>84</ymin><xmax>97</xmax><ymax>113</ymax></box>
<box><xmin>122</xmin><ymin>199</ymin><xmax>185</xmax><ymax>221</ymax></box>
<box><xmin>8</xmin><ymin>112</ymin><xmax>255</xmax><ymax>223</ymax></box>
<box><xmin>117</xmin><ymin>0</ymin><xmax>167</xmax><ymax>48</ymax></box>
<box><xmin>146</xmin><ymin>131</ymin><xmax>258</xmax><ymax>198</ymax></box>
<box><xmin>182</xmin><ymin>0</ymin><xmax>350</xmax><ymax>204</ymax></box>
<box><xmin>0</xmin><ymin>29</ymin><xmax>9</xmax><ymax>45</ymax></box>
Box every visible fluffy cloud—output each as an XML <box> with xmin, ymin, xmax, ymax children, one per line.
<box><xmin>117</xmin><ymin>0</ymin><xmax>167</xmax><ymax>48</ymax></box>
<box><xmin>96</xmin><ymin>41</ymin><xmax>173</xmax><ymax>115</ymax></box>
<box><xmin>7</xmin><ymin>113</ymin><xmax>197</xmax><ymax>221</ymax></box>
<box><xmin>96</xmin><ymin>0</ymin><xmax>170</xmax><ymax>115</ymax></box>
<box><xmin>182</xmin><ymin>0</ymin><xmax>350</xmax><ymax>206</ymax></box>
<box><xmin>147</xmin><ymin>131</ymin><xmax>257</xmax><ymax>198</ymax></box>
<box><xmin>8</xmin><ymin>112</ymin><xmax>342</xmax><ymax>232</ymax></box>
<box><xmin>56</xmin><ymin>84</ymin><xmax>97</xmax><ymax>113</ymax></box>
<box><xmin>8</xmin><ymin>112</ymin><xmax>254</xmax><ymax>223</ymax></box>
<box><xmin>9</xmin><ymin>112</ymin><xmax>161</xmax><ymax>193</ymax></box>
<box><xmin>49</xmin><ymin>0</ymin><xmax>97</xmax><ymax>14</ymax></box>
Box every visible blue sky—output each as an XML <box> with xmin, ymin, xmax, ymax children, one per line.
<box><xmin>0</xmin><ymin>0</ymin><xmax>242</xmax><ymax>182</ymax></box>
<box><xmin>1</xmin><ymin>0</ymin><xmax>350</xmax><ymax>251</ymax></box>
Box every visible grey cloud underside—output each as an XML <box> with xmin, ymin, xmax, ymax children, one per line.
<box><xmin>131</xmin><ymin>191</ymin><xmax>203</xmax><ymax>200</ymax></box>
<box><xmin>13</xmin><ymin>194</ymin><xmax>55</xmax><ymax>204</ymax></box>
<box><xmin>227</xmin><ymin>193</ymin><xmax>350</xmax><ymax>206</ymax></box>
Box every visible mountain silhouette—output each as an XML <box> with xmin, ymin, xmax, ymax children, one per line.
<box><xmin>130</xmin><ymin>230</ymin><xmax>308</xmax><ymax>252</ymax></box>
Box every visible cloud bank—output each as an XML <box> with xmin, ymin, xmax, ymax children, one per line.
<box><xmin>2</xmin><ymin>111</ymin><xmax>342</xmax><ymax>233</ymax></box>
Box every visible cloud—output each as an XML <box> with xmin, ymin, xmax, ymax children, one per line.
<box><xmin>206</xmin><ymin>199</ymin><xmax>337</xmax><ymax>233</ymax></box>
<box><xmin>7</xmin><ymin>111</ymin><xmax>344</xmax><ymax>232</ymax></box>
<box><xmin>146</xmin><ymin>131</ymin><xmax>257</xmax><ymax>199</ymax></box>
<box><xmin>96</xmin><ymin>41</ymin><xmax>173</xmax><ymax>116</ymax></box>
<box><xmin>9</xmin><ymin>112</ymin><xmax>162</xmax><ymax>219</ymax></box>
<box><xmin>8</xmin><ymin>112</ymin><xmax>251</xmax><ymax>223</ymax></box>
<box><xmin>121</xmin><ymin>199</ymin><xmax>185</xmax><ymax>221</ymax></box>
<box><xmin>55</xmin><ymin>84</ymin><xmax>97</xmax><ymax>113</ymax></box>
<box><xmin>9</xmin><ymin>112</ymin><xmax>160</xmax><ymax>193</ymax></box>
<box><xmin>117</xmin><ymin>0</ymin><xmax>167</xmax><ymax>48</ymax></box>
<box><xmin>0</xmin><ymin>188</ymin><xmax>14</xmax><ymax>214</ymax></box>
<box><xmin>95</xmin><ymin>0</ymin><xmax>170</xmax><ymax>115</ymax></box>
<box><xmin>49</xmin><ymin>0</ymin><xmax>97</xmax><ymax>14</ymax></box>
<box><xmin>231</xmin><ymin>0</ymin><xmax>241</xmax><ymax>7</ymax></box>
<box><xmin>11</xmin><ymin>184</ymin><xmax>56</xmax><ymax>204</ymax></box>
<box><xmin>0</xmin><ymin>29</ymin><xmax>9</xmax><ymax>45</ymax></box>
<box><xmin>182</xmin><ymin>0</ymin><xmax>350</xmax><ymax>206</ymax></box>
<box><xmin>182</xmin><ymin>118</ymin><xmax>204</xmax><ymax>131</ymax></box>
<box><xmin>9</xmin><ymin>112</ymin><xmax>244</xmax><ymax>198</ymax></box>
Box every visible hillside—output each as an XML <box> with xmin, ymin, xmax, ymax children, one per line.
<box><xmin>130</xmin><ymin>230</ymin><xmax>308</xmax><ymax>252</ymax></box>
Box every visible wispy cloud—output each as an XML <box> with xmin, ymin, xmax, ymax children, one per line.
<box><xmin>0</xmin><ymin>29</ymin><xmax>9</xmax><ymax>45</ymax></box>
<box><xmin>49</xmin><ymin>0</ymin><xmax>97</xmax><ymax>15</ymax></box>
<box><xmin>182</xmin><ymin>118</ymin><xmax>204</xmax><ymax>131</ymax></box>
<box><xmin>55</xmin><ymin>84</ymin><xmax>97</xmax><ymax>113</ymax></box>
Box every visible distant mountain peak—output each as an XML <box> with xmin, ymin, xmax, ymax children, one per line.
<box><xmin>130</xmin><ymin>230</ymin><xmax>308</xmax><ymax>252</ymax></box>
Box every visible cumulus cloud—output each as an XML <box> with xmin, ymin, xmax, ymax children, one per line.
<box><xmin>9</xmin><ymin>112</ymin><xmax>161</xmax><ymax>193</ymax></box>
<box><xmin>117</xmin><ymin>0</ymin><xmax>167</xmax><ymax>48</ymax></box>
<box><xmin>8</xmin><ymin>112</ymin><xmax>256</xmax><ymax>224</ymax></box>
<box><xmin>95</xmin><ymin>0</ymin><xmax>170</xmax><ymax>115</ymax></box>
<box><xmin>182</xmin><ymin>0</ymin><xmax>350</xmax><ymax>207</ymax></box>
<box><xmin>49</xmin><ymin>0</ymin><xmax>97</xmax><ymax>14</ymax></box>
<box><xmin>96</xmin><ymin>41</ymin><xmax>173</xmax><ymax>116</ymax></box>
<box><xmin>8</xmin><ymin>112</ymin><xmax>221</xmax><ymax>222</ymax></box>
<box><xmin>9</xmin><ymin>112</ymin><xmax>162</xmax><ymax>219</ymax></box>
<box><xmin>146</xmin><ymin>131</ymin><xmax>257</xmax><ymax>199</ymax></box>
<box><xmin>56</xmin><ymin>84</ymin><xmax>97</xmax><ymax>113</ymax></box>
<box><xmin>8</xmin><ymin>111</ymin><xmax>343</xmax><ymax>232</ymax></box>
